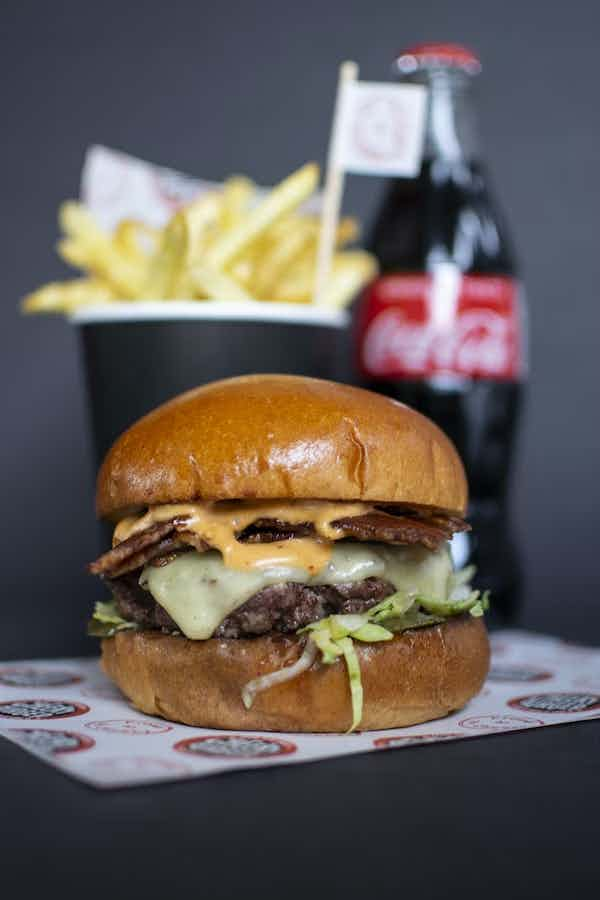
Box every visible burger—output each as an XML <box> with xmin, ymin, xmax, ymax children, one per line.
<box><xmin>88</xmin><ymin>374</ymin><xmax>489</xmax><ymax>732</ymax></box>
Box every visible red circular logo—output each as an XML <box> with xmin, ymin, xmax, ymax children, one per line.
<box><xmin>458</xmin><ymin>714</ymin><xmax>544</xmax><ymax>731</ymax></box>
<box><xmin>487</xmin><ymin>665</ymin><xmax>553</xmax><ymax>683</ymax></box>
<box><xmin>508</xmin><ymin>693</ymin><xmax>600</xmax><ymax>714</ymax></box>
<box><xmin>353</xmin><ymin>97</ymin><xmax>411</xmax><ymax>162</ymax></box>
<box><xmin>0</xmin><ymin>668</ymin><xmax>82</xmax><ymax>688</ymax></box>
<box><xmin>374</xmin><ymin>733</ymin><xmax>463</xmax><ymax>749</ymax></box>
<box><xmin>174</xmin><ymin>735</ymin><xmax>297</xmax><ymax>759</ymax></box>
<box><xmin>85</xmin><ymin>719</ymin><xmax>173</xmax><ymax>735</ymax></box>
<box><xmin>3</xmin><ymin>728</ymin><xmax>94</xmax><ymax>755</ymax></box>
<box><xmin>0</xmin><ymin>700</ymin><xmax>90</xmax><ymax>720</ymax></box>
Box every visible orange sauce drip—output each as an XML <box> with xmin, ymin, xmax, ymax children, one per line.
<box><xmin>113</xmin><ymin>500</ymin><xmax>375</xmax><ymax>574</ymax></box>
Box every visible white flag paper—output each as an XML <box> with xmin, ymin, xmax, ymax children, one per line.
<box><xmin>334</xmin><ymin>82</ymin><xmax>427</xmax><ymax>177</ymax></box>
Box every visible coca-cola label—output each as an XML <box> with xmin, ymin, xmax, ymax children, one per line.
<box><xmin>358</xmin><ymin>273</ymin><xmax>524</xmax><ymax>380</ymax></box>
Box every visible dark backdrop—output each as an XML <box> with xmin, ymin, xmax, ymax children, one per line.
<box><xmin>1</xmin><ymin>0</ymin><xmax>599</xmax><ymax>660</ymax></box>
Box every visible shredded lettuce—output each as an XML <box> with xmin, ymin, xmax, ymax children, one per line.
<box><xmin>369</xmin><ymin>592</ymin><xmax>415</xmax><ymax>623</ymax></box>
<box><xmin>299</xmin><ymin>611</ymin><xmax>392</xmax><ymax>731</ymax></box>
<box><xmin>382</xmin><ymin>608</ymin><xmax>446</xmax><ymax>632</ymax></box>
<box><xmin>90</xmin><ymin>563</ymin><xmax>488</xmax><ymax>732</ymax></box>
<box><xmin>87</xmin><ymin>601</ymin><xmax>137</xmax><ymax>638</ymax></box>
<box><xmin>337</xmin><ymin>637</ymin><xmax>363</xmax><ymax>732</ymax></box>
<box><xmin>296</xmin><ymin>567</ymin><xmax>489</xmax><ymax>731</ymax></box>
<box><xmin>418</xmin><ymin>589</ymin><xmax>490</xmax><ymax>617</ymax></box>
<box><xmin>92</xmin><ymin>601</ymin><xmax>129</xmax><ymax>625</ymax></box>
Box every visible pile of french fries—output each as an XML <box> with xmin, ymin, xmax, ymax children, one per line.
<box><xmin>22</xmin><ymin>163</ymin><xmax>377</xmax><ymax>314</ymax></box>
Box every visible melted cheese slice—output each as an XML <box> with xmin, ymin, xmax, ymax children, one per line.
<box><xmin>140</xmin><ymin>543</ymin><xmax>452</xmax><ymax>639</ymax></box>
<box><xmin>113</xmin><ymin>500</ymin><xmax>377</xmax><ymax>575</ymax></box>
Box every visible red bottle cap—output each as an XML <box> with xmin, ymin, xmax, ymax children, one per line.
<box><xmin>395</xmin><ymin>43</ymin><xmax>481</xmax><ymax>75</ymax></box>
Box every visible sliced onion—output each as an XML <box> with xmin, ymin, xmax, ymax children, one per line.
<box><xmin>241</xmin><ymin>639</ymin><xmax>318</xmax><ymax>709</ymax></box>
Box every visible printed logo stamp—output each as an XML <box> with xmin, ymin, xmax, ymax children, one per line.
<box><xmin>174</xmin><ymin>734</ymin><xmax>297</xmax><ymax>759</ymax></box>
<box><xmin>3</xmin><ymin>728</ymin><xmax>94</xmax><ymax>755</ymax></box>
<box><xmin>85</xmin><ymin>719</ymin><xmax>173</xmax><ymax>735</ymax></box>
<box><xmin>0</xmin><ymin>699</ymin><xmax>90</xmax><ymax>720</ymax></box>
<box><xmin>508</xmin><ymin>693</ymin><xmax>600</xmax><ymax>714</ymax></box>
<box><xmin>487</xmin><ymin>665</ymin><xmax>553</xmax><ymax>683</ymax></box>
<box><xmin>458</xmin><ymin>714</ymin><xmax>544</xmax><ymax>731</ymax></box>
<box><xmin>374</xmin><ymin>733</ymin><xmax>463</xmax><ymax>749</ymax></box>
<box><xmin>0</xmin><ymin>668</ymin><xmax>82</xmax><ymax>687</ymax></box>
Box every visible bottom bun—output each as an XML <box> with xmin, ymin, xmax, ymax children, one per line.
<box><xmin>101</xmin><ymin>615</ymin><xmax>490</xmax><ymax>733</ymax></box>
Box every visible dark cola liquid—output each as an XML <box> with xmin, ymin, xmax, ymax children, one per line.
<box><xmin>361</xmin><ymin>376</ymin><xmax>523</xmax><ymax>620</ymax></box>
<box><xmin>368</xmin><ymin>159</ymin><xmax>515</xmax><ymax>274</ymax></box>
<box><xmin>361</xmin><ymin>159</ymin><xmax>524</xmax><ymax>619</ymax></box>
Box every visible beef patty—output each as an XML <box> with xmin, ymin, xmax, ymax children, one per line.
<box><xmin>92</xmin><ymin>505</ymin><xmax>466</xmax><ymax>639</ymax></box>
<box><xmin>107</xmin><ymin>573</ymin><xmax>395</xmax><ymax>639</ymax></box>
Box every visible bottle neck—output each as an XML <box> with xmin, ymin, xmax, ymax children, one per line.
<box><xmin>410</xmin><ymin>70</ymin><xmax>480</xmax><ymax>163</ymax></box>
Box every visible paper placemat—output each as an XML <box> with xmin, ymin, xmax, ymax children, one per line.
<box><xmin>1</xmin><ymin>630</ymin><xmax>599</xmax><ymax>789</ymax></box>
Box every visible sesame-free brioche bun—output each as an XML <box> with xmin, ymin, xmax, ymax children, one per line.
<box><xmin>96</xmin><ymin>375</ymin><xmax>467</xmax><ymax>519</ymax></box>
<box><xmin>101</xmin><ymin>615</ymin><xmax>489</xmax><ymax>733</ymax></box>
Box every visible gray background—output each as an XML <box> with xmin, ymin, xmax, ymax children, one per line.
<box><xmin>1</xmin><ymin>0</ymin><xmax>598</xmax><ymax>658</ymax></box>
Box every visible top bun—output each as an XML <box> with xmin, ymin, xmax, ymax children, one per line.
<box><xmin>96</xmin><ymin>375</ymin><xmax>467</xmax><ymax>519</ymax></box>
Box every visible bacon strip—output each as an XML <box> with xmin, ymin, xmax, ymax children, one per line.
<box><xmin>88</xmin><ymin>508</ymin><xmax>468</xmax><ymax>578</ymax></box>
<box><xmin>88</xmin><ymin>522</ymin><xmax>176</xmax><ymax>576</ymax></box>
<box><xmin>88</xmin><ymin>522</ymin><xmax>208</xmax><ymax>578</ymax></box>
<box><xmin>331</xmin><ymin>512</ymin><xmax>464</xmax><ymax>551</ymax></box>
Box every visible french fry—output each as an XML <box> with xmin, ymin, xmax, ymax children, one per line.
<box><xmin>270</xmin><ymin>215</ymin><xmax>357</xmax><ymax>246</ymax></box>
<box><xmin>254</xmin><ymin>215</ymin><xmax>361</xmax><ymax>298</ymax></box>
<box><xmin>178</xmin><ymin>192</ymin><xmax>222</xmax><ymax>260</ymax></box>
<box><xmin>335</xmin><ymin>216</ymin><xmax>360</xmax><ymax>247</ymax></box>
<box><xmin>152</xmin><ymin>195</ymin><xmax>223</xmax><ymax>297</ymax></box>
<box><xmin>219</xmin><ymin>176</ymin><xmax>254</xmax><ymax>231</ymax></box>
<box><xmin>24</xmin><ymin>162</ymin><xmax>377</xmax><ymax>315</ymax></box>
<box><xmin>140</xmin><ymin>212</ymin><xmax>187</xmax><ymax>299</ymax></box>
<box><xmin>113</xmin><ymin>220</ymin><xmax>159</xmax><ymax>262</ymax></box>
<box><xmin>58</xmin><ymin>202</ymin><xmax>145</xmax><ymax>297</ymax></box>
<box><xmin>252</xmin><ymin>221</ymin><xmax>314</xmax><ymax>297</ymax></box>
<box><xmin>190</xmin><ymin>264</ymin><xmax>256</xmax><ymax>302</ymax></box>
<box><xmin>59</xmin><ymin>200</ymin><xmax>103</xmax><ymax>241</ymax></box>
<box><xmin>206</xmin><ymin>163</ymin><xmax>319</xmax><ymax>268</ymax></box>
<box><xmin>21</xmin><ymin>278</ymin><xmax>115</xmax><ymax>314</ymax></box>
<box><xmin>229</xmin><ymin>250</ymin><xmax>260</xmax><ymax>292</ymax></box>
<box><xmin>269</xmin><ymin>259</ymin><xmax>315</xmax><ymax>304</ymax></box>
<box><xmin>57</xmin><ymin>238</ymin><xmax>89</xmax><ymax>269</ymax></box>
<box><xmin>270</xmin><ymin>250</ymin><xmax>377</xmax><ymax>308</ymax></box>
<box><xmin>318</xmin><ymin>252</ymin><xmax>378</xmax><ymax>309</ymax></box>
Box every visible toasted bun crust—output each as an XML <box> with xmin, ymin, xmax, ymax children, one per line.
<box><xmin>101</xmin><ymin>616</ymin><xmax>489</xmax><ymax>733</ymax></box>
<box><xmin>96</xmin><ymin>375</ymin><xmax>467</xmax><ymax>518</ymax></box>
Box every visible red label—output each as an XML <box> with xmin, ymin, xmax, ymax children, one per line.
<box><xmin>358</xmin><ymin>273</ymin><xmax>524</xmax><ymax>380</ymax></box>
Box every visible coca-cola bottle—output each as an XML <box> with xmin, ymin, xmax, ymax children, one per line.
<box><xmin>356</xmin><ymin>43</ymin><xmax>527</xmax><ymax>619</ymax></box>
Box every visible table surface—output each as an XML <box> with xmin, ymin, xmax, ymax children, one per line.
<box><xmin>3</xmin><ymin>703</ymin><xmax>599</xmax><ymax>897</ymax></box>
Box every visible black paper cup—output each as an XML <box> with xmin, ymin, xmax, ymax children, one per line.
<box><xmin>72</xmin><ymin>301</ymin><xmax>352</xmax><ymax>464</ymax></box>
